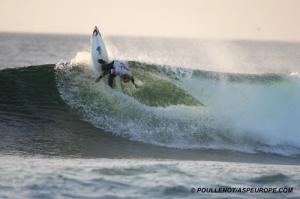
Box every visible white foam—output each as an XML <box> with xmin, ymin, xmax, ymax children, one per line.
<box><xmin>55</xmin><ymin>61</ymin><xmax>300</xmax><ymax>156</ymax></box>
<box><xmin>70</xmin><ymin>51</ymin><xmax>91</xmax><ymax>66</ymax></box>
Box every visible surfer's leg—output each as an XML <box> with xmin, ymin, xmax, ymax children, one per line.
<box><xmin>102</xmin><ymin>64</ymin><xmax>110</xmax><ymax>71</ymax></box>
<box><xmin>108</xmin><ymin>74</ymin><xmax>116</xmax><ymax>88</ymax></box>
<box><xmin>102</xmin><ymin>62</ymin><xmax>114</xmax><ymax>73</ymax></box>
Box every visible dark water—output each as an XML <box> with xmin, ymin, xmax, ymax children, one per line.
<box><xmin>0</xmin><ymin>32</ymin><xmax>300</xmax><ymax>199</ymax></box>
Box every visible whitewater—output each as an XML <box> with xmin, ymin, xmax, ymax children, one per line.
<box><xmin>55</xmin><ymin>48</ymin><xmax>300</xmax><ymax>156</ymax></box>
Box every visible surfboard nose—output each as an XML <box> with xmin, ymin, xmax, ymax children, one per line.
<box><xmin>93</xmin><ymin>26</ymin><xmax>101</xmax><ymax>36</ymax></box>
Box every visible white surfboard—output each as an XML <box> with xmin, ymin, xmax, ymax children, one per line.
<box><xmin>91</xmin><ymin>26</ymin><xmax>109</xmax><ymax>74</ymax></box>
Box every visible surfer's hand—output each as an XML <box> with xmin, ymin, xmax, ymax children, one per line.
<box><xmin>95</xmin><ymin>77</ymin><xmax>101</xmax><ymax>83</ymax></box>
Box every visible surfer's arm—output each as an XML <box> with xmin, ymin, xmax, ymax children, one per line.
<box><xmin>95</xmin><ymin>75</ymin><xmax>102</xmax><ymax>82</ymax></box>
<box><xmin>95</xmin><ymin>70</ymin><xmax>110</xmax><ymax>83</ymax></box>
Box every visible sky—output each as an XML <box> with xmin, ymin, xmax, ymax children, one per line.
<box><xmin>1</xmin><ymin>0</ymin><xmax>300</xmax><ymax>41</ymax></box>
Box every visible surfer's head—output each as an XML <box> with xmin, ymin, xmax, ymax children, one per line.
<box><xmin>98</xmin><ymin>59</ymin><xmax>107</xmax><ymax>64</ymax></box>
<box><xmin>121</xmin><ymin>74</ymin><xmax>131</xmax><ymax>83</ymax></box>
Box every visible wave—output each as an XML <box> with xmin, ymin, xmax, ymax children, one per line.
<box><xmin>53</xmin><ymin>58</ymin><xmax>300</xmax><ymax>156</ymax></box>
<box><xmin>0</xmin><ymin>60</ymin><xmax>299</xmax><ymax>156</ymax></box>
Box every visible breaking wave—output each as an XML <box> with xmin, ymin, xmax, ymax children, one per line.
<box><xmin>54</xmin><ymin>55</ymin><xmax>300</xmax><ymax>156</ymax></box>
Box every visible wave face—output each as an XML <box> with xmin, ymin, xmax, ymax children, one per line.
<box><xmin>1</xmin><ymin>34</ymin><xmax>300</xmax><ymax>157</ymax></box>
<box><xmin>55</xmin><ymin>59</ymin><xmax>300</xmax><ymax>156</ymax></box>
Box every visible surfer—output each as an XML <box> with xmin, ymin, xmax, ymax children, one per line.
<box><xmin>95</xmin><ymin>59</ymin><xmax>138</xmax><ymax>88</ymax></box>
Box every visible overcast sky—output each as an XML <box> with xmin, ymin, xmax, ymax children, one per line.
<box><xmin>1</xmin><ymin>0</ymin><xmax>300</xmax><ymax>41</ymax></box>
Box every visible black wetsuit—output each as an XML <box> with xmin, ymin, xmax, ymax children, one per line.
<box><xmin>100</xmin><ymin>61</ymin><xmax>115</xmax><ymax>87</ymax></box>
<box><xmin>97</xmin><ymin>61</ymin><xmax>136</xmax><ymax>88</ymax></box>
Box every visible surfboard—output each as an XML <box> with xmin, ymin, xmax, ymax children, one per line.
<box><xmin>91</xmin><ymin>26</ymin><xmax>109</xmax><ymax>74</ymax></box>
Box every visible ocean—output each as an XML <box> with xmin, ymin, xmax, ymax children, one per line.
<box><xmin>0</xmin><ymin>32</ymin><xmax>299</xmax><ymax>198</ymax></box>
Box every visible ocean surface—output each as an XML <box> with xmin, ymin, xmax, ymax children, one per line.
<box><xmin>0</xmin><ymin>32</ymin><xmax>300</xmax><ymax>198</ymax></box>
